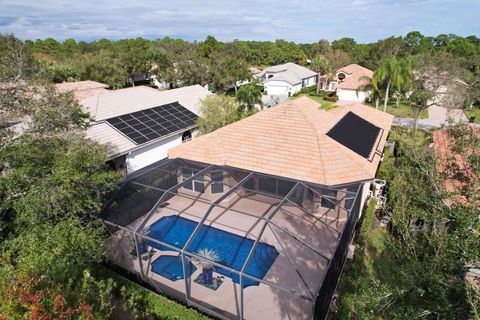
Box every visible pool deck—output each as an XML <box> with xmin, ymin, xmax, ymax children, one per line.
<box><xmin>106</xmin><ymin>191</ymin><xmax>348</xmax><ymax>320</ymax></box>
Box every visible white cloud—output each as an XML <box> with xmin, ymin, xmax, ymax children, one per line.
<box><xmin>0</xmin><ymin>0</ymin><xmax>478</xmax><ymax>42</ymax></box>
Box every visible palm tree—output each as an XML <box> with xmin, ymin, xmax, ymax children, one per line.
<box><xmin>236</xmin><ymin>82</ymin><xmax>262</xmax><ymax>112</ymax></box>
<box><xmin>310</xmin><ymin>55</ymin><xmax>334</xmax><ymax>94</ymax></box>
<box><xmin>373</xmin><ymin>57</ymin><xmax>398</xmax><ymax>112</ymax></box>
<box><xmin>392</xmin><ymin>58</ymin><xmax>415</xmax><ymax>108</ymax></box>
<box><xmin>359</xmin><ymin>76</ymin><xmax>382</xmax><ymax>109</ymax></box>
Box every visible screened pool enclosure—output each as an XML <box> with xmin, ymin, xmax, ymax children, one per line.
<box><xmin>101</xmin><ymin>158</ymin><xmax>364</xmax><ymax>320</ymax></box>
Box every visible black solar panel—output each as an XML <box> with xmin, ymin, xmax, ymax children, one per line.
<box><xmin>106</xmin><ymin>102</ymin><xmax>198</xmax><ymax>144</ymax></box>
<box><xmin>326</xmin><ymin>112</ymin><xmax>381</xmax><ymax>159</ymax></box>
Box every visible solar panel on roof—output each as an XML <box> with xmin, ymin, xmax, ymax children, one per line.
<box><xmin>105</xmin><ymin>102</ymin><xmax>198</xmax><ymax>145</ymax></box>
<box><xmin>326</xmin><ymin>111</ymin><xmax>381</xmax><ymax>159</ymax></box>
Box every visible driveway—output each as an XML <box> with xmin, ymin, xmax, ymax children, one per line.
<box><xmin>336</xmin><ymin>100</ymin><xmax>468</xmax><ymax>130</ymax></box>
<box><xmin>393</xmin><ymin>105</ymin><xmax>468</xmax><ymax>130</ymax></box>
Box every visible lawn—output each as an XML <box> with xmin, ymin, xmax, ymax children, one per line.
<box><xmin>290</xmin><ymin>87</ymin><xmax>337</xmax><ymax>110</ymax></box>
<box><xmin>465</xmin><ymin>107</ymin><xmax>480</xmax><ymax>124</ymax></box>
<box><xmin>366</xmin><ymin>101</ymin><xmax>429</xmax><ymax>119</ymax></box>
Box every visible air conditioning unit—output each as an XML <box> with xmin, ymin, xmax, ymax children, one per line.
<box><xmin>372</xmin><ymin>179</ymin><xmax>386</xmax><ymax>199</ymax></box>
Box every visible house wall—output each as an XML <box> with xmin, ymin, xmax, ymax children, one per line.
<box><xmin>302</xmin><ymin>76</ymin><xmax>317</xmax><ymax>88</ymax></box>
<box><xmin>336</xmin><ymin>88</ymin><xmax>370</xmax><ymax>102</ymax></box>
<box><xmin>126</xmin><ymin>134</ymin><xmax>183</xmax><ymax>174</ymax></box>
<box><xmin>358</xmin><ymin>181</ymin><xmax>371</xmax><ymax>217</ymax></box>
<box><xmin>264</xmin><ymin>80</ymin><xmax>290</xmax><ymax>96</ymax></box>
<box><xmin>291</xmin><ymin>82</ymin><xmax>303</xmax><ymax>95</ymax></box>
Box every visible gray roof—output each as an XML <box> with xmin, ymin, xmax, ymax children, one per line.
<box><xmin>261</xmin><ymin>62</ymin><xmax>317</xmax><ymax>85</ymax></box>
<box><xmin>81</xmin><ymin>85</ymin><xmax>211</xmax><ymax>121</ymax></box>
<box><xmin>83</xmin><ymin>85</ymin><xmax>211</xmax><ymax>157</ymax></box>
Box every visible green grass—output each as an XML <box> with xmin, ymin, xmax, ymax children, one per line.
<box><xmin>367</xmin><ymin>101</ymin><xmax>429</xmax><ymax>119</ymax></box>
<box><xmin>102</xmin><ymin>269</ymin><xmax>211</xmax><ymax>320</ymax></box>
<box><xmin>334</xmin><ymin>211</ymin><xmax>389</xmax><ymax>320</ymax></box>
<box><xmin>465</xmin><ymin>107</ymin><xmax>480</xmax><ymax>124</ymax></box>
<box><xmin>290</xmin><ymin>86</ymin><xmax>337</xmax><ymax>110</ymax></box>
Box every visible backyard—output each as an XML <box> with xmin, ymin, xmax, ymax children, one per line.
<box><xmin>102</xmin><ymin>158</ymin><xmax>359</xmax><ymax>320</ymax></box>
<box><xmin>333</xmin><ymin>127</ymin><xmax>479</xmax><ymax>320</ymax></box>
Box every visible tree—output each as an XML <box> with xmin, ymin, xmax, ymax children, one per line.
<box><xmin>310</xmin><ymin>55</ymin><xmax>334</xmax><ymax>94</ymax></box>
<box><xmin>373</xmin><ymin>57</ymin><xmax>398</xmax><ymax>112</ymax></box>
<box><xmin>196</xmin><ymin>95</ymin><xmax>240</xmax><ymax>134</ymax></box>
<box><xmin>408</xmin><ymin>53</ymin><xmax>469</xmax><ymax>128</ymax></box>
<box><xmin>0</xmin><ymin>35</ymin><xmax>120</xmax><ymax>319</ymax></box>
<box><xmin>198</xmin><ymin>35</ymin><xmax>220</xmax><ymax>59</ymax></box>
<box><xmin>208</xmin><ymin>53</ymin><xmax>250</xmax><ymax>93</ymax></box>
<box><xmin>76</xmin><ymin>50</ymin><xmax>127</xmax><ymax>89</ymax></box>
<box><xmin>359</xmin><ymin>75</ymin><xmax>382</xmax><ymax>109</ymax></box>
<box><xmin>175</xmin><ymin>51</ymin><xmax>209</xmax><ymax>87</ymax></box>
<box><xmin>325</xmin><ymin>49</ymin><xmax>351</xmax><ymax>70</ymax></box>
<box><xmin>117</xmin><ymin>38</ymin><xmax>151</xmax><ymax>86</ymax></box>
<box><xmin>236</xmin><ymin>82</ymin><xmax>262</xmax><ymax>111</ymax></box>
<box><xmin>392</xmin><ymin>58</ymin><xmax>415</xmax><ymax>108</ymax></box>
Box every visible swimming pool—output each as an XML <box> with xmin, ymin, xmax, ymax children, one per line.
<box><xmin>145</xmin><ymin>215</ymin><xmax>279</xmax><ymax>287</ymax></box>
<box><xmin>151</xmin><ymin>255</ymin><xmax>196</xmax><ymax>281</ymax></box>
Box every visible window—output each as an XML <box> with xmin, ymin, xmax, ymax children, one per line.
<box><xmin>337</xmin><ymin>72</ymin><xmax>346</xmax><ymax>81</ymax></box>
<box><xmin>211</xmin><ymin>171</ymin><xmax>224</xmax><ymax>194</ymax></box>
<box><xmin>320</xmin><ymin>189</ymin><xmax>337</xmax><ymax>210</ymax></box>
<box><xmin>259</xmin><ymin>177</ymin><xmax>276</xmax><ymax>195</ymax></box>
<box><xmin>181</xmin><ymin>168</ymin><xmax>204</xmax><ymax>192</ymax></box>
<box><xmin>182</xmin><ymin>131</ymin><xmax>192</xmax><ymax>142</ymax></box>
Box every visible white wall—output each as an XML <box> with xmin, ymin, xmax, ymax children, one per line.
<box><xmin>265</xmin><ymin>80</ymin><xmax>290</xmax><ymax>96</ymax></box>
<box><xmin>337</xmin><ymin>88</ymin><xmax>370</xmax><ymax>102</ymax></box>
<box><xmin>290</xmin><ymin>82</ymin><xmax>302</xmax><ymax>95</ymax></box>
<box><xmin>358</xmin><ymin>181</ymin><xmax>371</xmax><ymax>218</ymax></box>
<box><xmin>126</xmin><ymin>133</ymin><xmax>182</xmax><ymax>173</ymax></box>
<box><xmin>302</xmin><ymin>76</ymin><xmax>317</xmax><ymax>88</ymax></box>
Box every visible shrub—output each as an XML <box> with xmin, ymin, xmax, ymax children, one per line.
<box><xmin>324</xmin><ymin>95</ymin><xmax>338</xmax><ymax>102</ymax></box>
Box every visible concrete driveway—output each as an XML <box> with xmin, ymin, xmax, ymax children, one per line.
<box><xmin>420</xmin><ymin>105</ymin><xmax>468</xmax><ymax>127</ymax></box>
<box><xmin>393</xmin><ymin>105</ymin><xmax>468</xmax><ymax>130</ymax></box>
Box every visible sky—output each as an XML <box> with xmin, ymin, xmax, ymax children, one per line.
<box><xmin>0</xmin><ymin>0</ymin><xmax>479</xmax><ymax>43</ymax></box>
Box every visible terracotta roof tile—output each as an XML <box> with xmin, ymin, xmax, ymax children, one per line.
<box><xmin>336</xmin><ymin>64</ymin><xmax>373</xmax><ymax>90</ymax></box>
<box><xmin>169</xmin><ymin>96</ymin><xmax>393</xmax><ymax>186</ymax></box>
<box><xmin>432</xmin><ymin>126</ymin><xmax>480</xmax><ymax>205</ymax></box>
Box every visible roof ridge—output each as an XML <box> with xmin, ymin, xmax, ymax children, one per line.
<box><xmin>295</xmin><ymin>101</ymin><xmax>328</xmax><ymax>184</ymax></box>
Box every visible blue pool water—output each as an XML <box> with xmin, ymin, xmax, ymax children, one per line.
<box><xmin>151</xmin><ymin>255</ymin><xmax>196</xmax><ymax>281</ymax></box>
<box><xmin>145</xmin><ymin>215</ymin><xmax>279</xmax><ymax>287</ymax></box>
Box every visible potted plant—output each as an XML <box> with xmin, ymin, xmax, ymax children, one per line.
<box><xmin>195</xmin><ymin>248</ymin><xmax>219</xmax><ymax>285</ymax></box>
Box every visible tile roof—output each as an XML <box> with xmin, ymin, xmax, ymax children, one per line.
<box><xmin>169</xmin><ymin>96</ymin><xmax>393</xmax><ymax>186</ymax></box>
<box><xmin>55</xmin><ymin>80</ymin><xmax>110</xmax><ymax>101</ymax></box>
<box><xmin>432</xmin><ymin>125</ymin><xmax>480</xmax><ymax>206</ymax></box>
<box><xmin>81</xmin><ymin>85</ymin><xmax>211</xmax><ymax>121</ymax></box>
<box><xmin>336</xmin><ymin>64</ymin><xmax>373</xmax><ymax>90</ymax></box>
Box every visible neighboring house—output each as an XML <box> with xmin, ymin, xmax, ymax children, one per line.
<box><xmin>99</xmin><ymin>96</ymin><xmax>393</xmax><ymax>320</ymax></box>
<box><xmin>432</xmin><ymin>125</ymin><xmax>479</xmax><ymax>206</ymax></box>
<box><xmin>55</xmin><ymin>80</ymin><xmax>110</xmax><ymax>101</ymax></box>
<box><xmin>58</xmin><ymin>82</ymin><xmax>211</xmax><ymax>174</ymax></box>
<box><xmin>257</xmin><ymin>62</ymin><xmax>317</xmax><ymax>96</ymax></box>
<box><xmin>319</xmin><ymin>64</ymin><xmax>373</xmax><ymax>102</ymax></box>
<box><xmin>233</xmin><ymin>66</ymin><xmax>264</xmax><ymax>89</ymax></box>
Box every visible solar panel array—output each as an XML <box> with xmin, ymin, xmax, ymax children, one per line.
<box><xmin>326</xmin><ymin>111</ymin><xmax>381</xmax><ymax>159</ymax></box>
<box><xmin>106</xmin><ymin>102</ymin><xmax>198</xmax><ymax>144</ymax></box>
